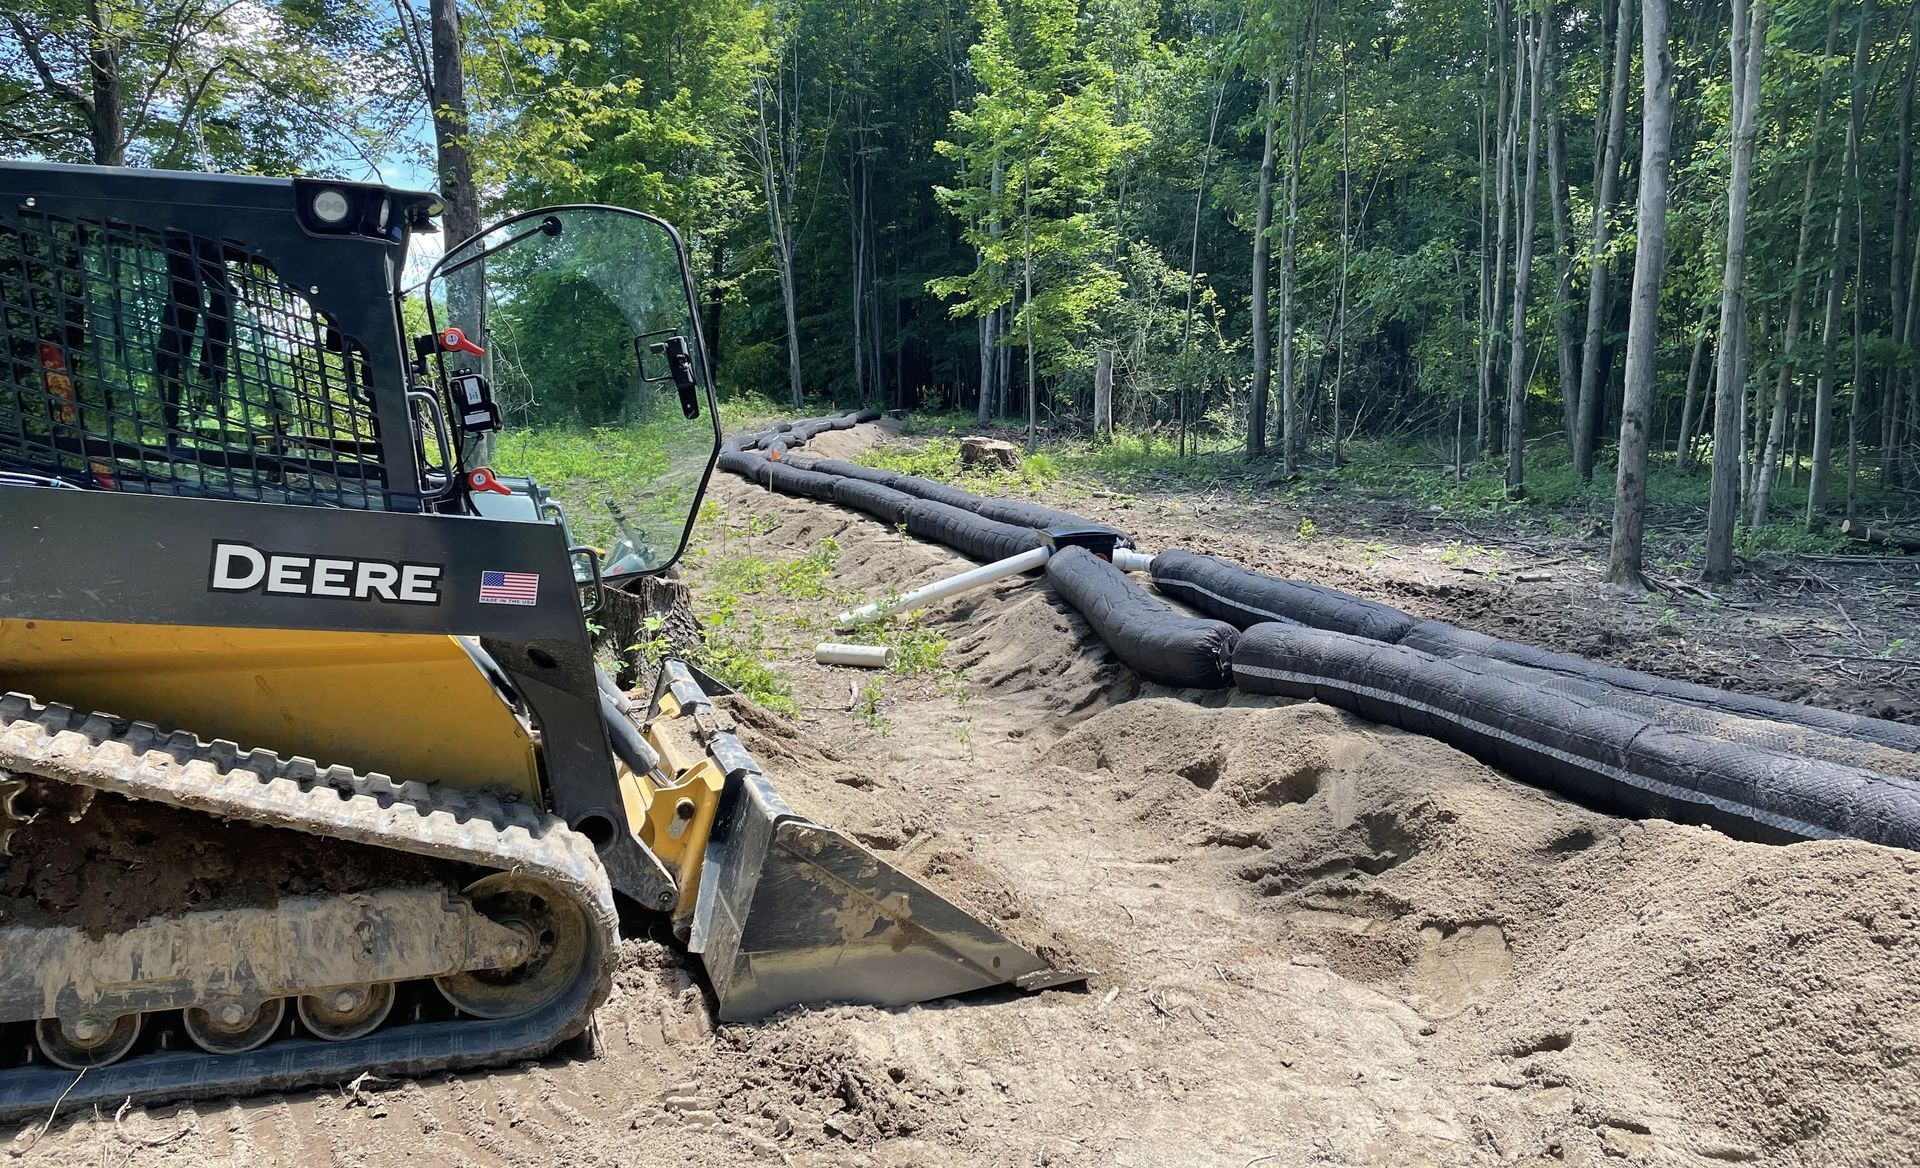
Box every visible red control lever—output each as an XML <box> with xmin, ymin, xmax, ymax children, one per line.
<box><xmin>467</xmin><ymin>467</ymin><xmax>511</xmax><ymax>495</ymax></box>
<box><xmin>440</xmin><ymin>327</ymin><xmax>486</xmax><ymax>357</ymax></box>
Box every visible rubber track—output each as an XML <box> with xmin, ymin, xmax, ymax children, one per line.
<box><xmin>0</xmin><ymin>691</ymin><xmax>617</xmax><ymax>1123</ymax></box>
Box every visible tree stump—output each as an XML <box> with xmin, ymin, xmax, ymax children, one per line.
<box><xmin>960</xmin><ymin>435</ymin><xmax>1021</xmax><ymax>471</ymax></box>
<box><xmin>597</xmin><ymin>570</ymin><xmax>700</xmax><ymax>691</ymax></box>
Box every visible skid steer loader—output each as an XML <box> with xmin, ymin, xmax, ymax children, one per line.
<box><xmin>0</xmin><ymin>161</ymin><xmax>1076</xmax><ymax>1119</ymax></box>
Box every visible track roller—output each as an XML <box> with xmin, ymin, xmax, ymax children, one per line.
<box><xmin>297</xmin><ymin>984</ymin><xmax>395</xmax><ymax>1042</ymax></box>
<box><xmin>36</xmin><ymin>1014</ymin><xmax>142</xmax><ymax>1070</ymax></box>
<box><xmin>184</xmin><ymin>999</ymin><xmax>287</xmax><ymax>1055</ymax></box>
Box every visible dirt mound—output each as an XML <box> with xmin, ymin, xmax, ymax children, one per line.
<box><xmin>1041</xmin><ymin>696</ymin><xmax>1920</xmax><ymax>1162</ymax></box>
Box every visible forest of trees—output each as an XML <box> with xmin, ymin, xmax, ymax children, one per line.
<box><xmin>4</xmin><ymin>0</ymin><xmax>1918</xmax><ymax>584</ymax></box>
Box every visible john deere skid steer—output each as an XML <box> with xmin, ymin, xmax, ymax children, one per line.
<box><xmin>0</xmin><ymin>161</ymin><xmax>1075</xmax><ymax>1118</ymax></box>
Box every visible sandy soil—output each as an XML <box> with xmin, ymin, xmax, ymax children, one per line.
<box><xmin>10</xmin><ymin>421</ymin><xmax>1920</xmax><ymax>1168</ymax></box>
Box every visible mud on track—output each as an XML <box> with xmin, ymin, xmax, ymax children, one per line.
<box><xmin>10</xmin><ymin>421</ymin><xmax>1920</xmax><ymax>1167</ymax></box>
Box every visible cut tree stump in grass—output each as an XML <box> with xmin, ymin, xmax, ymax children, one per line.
<box><xmin>599</xmin><ymin>571</ymin><xmax>699</xmax><ymax>691</ymax></box>
<box><xmin>961</xmin><ymin>436</ymin><xmax>1021</xmax><ymax>471</ymax></box>
<box><xmin>1841</xmin><ymin>519</ymin><xmax>1920</xmax><ymax>554</ymax></box>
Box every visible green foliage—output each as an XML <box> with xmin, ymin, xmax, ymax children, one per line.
<box><xmin>858</xmin><ymin>437</ymin><xmax>1061</xmax><ymax>494</ymax></box>
<box><xmin>0</xmin><ymin>0</ymin><xmax>397</xmax><ymax>170</ymax></box>
<box><xmin>930</xmin><ymin>0</ymin><xmax>1149</xmax><ymax>380</ymax></box>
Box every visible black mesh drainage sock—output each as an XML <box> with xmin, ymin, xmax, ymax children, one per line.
<box><xmin>1228</xmin><ymin>622</ymin><xmax>1920</xmax><ymax>851</ymax></box>
<box><xmin>1045</xmin><ymin>547</ymin><xmax>1238</xmax><ymax>690</ymax></box>
<box><xmin>1148</xmin><ymin>550</ymin><xmax>1416</xmax><ymax>642</ymax></box>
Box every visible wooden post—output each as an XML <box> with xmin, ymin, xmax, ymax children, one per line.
<box><xmin>1094</xmin><ymin>347</ymin><xmax>1114</xmax><ymax>441</ymax></box>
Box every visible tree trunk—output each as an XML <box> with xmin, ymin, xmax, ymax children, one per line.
<box><xmin>1891</xmin><ymin>26</ymin><xmax>1918</xmax><ymax>484</ymax></box>
<box><xmin>983</xmin><ymin>158</ymin><xmax>1006</xmax><ymax>425</ymax></box>
<box><xmin>1094</xmin><ymin>348</ymin><xmax>1114</xmax><ymax>440</ymax></box>
<box><xmin>1249</xmin><ymin>70</ymin><xmax>1280</xmax><ymax>459</ymax></box>
<box><xmin>428</xmin><ymin>0</ymin><xmax>479</xmax><ymax>249</ymax></box>
<box><xmin>1575</xmin><ymin>0</ymin><xmax>1636</xmax><ymax>480</ymax></box>
<box><xmin>1333</xmin><ymin>20</ymin><xmax>1353</xmax><ymax>466</ymax></box>
<box><xmin>1607</xmin><ymin>0</ymin><xmax>1674</xmax><ymax>589</ymax></box>
<box><xmin>1704</xmin><ymin>0</ymin><xmax>1770</xmax><ymax>583</ymax></box>
<box><xmin>1750</xmin><ymin>2</ymin><xmax>1841</xmax><ymax>525</ymax></box>
<box><xmin>977</xmin><ymin>314</ymin><xmax>994</xmax><ymax>426</ymax></box>
<box><xmin>83</xmin><ymin>0</ymin><xmax>124</xmax><ymax>166</ymax></box>
<box><xmin>1841</xmin><ymin>518</ymin><xmax>1920</xmax><ymax>553</ymax></box>
<box><xmin>1806</xmin><ymin>1</ymin><xmax>1869</xmax><ymax>532</ymax></box>
<box><xmin>1482</xmin><ymin>1</ymin><xmax>1515</xmax><ymax>456</ymax></box>
<box><xmin>1504</xmin><ymin>10</ymin><xmax>1545</xmax><ymax>496</ymax></box>
<box><xmin>753</xmin><ymin>78</ymin><xmax>805</xmax><ymax>409</ymax></box>
<box><xmin>1675</xmin><ymin>319</ymin><xmax>1708</xmax><ymax>468</ymax></box>
<box><xmin>1279</xmin><ymin>20</ymin><xmax>1315</xmax><ymax>475</ymax></box>
<box><xmin>1545</xmin><ymin>40</ymin><xmax>1579</xmax><ymax>449</ymax></box>
<box><xmin>849</xmin><ymin>131</ymin><xmax>867</xmax><ymax>404</ymax></box>
<box><xmin>1022</xmin><ymin>176</ymin><xmax>1036</xmax><ymax>451</ymax></box>
<box><xmin>1846</xmin><ymin>185</ymin><xmax>1865</xmax><ymax>520</ymax></box>
<box><xmin>1477</xmin><ymin>68</ymin><xmax>1493</xmax><ymax>461</ymax></box>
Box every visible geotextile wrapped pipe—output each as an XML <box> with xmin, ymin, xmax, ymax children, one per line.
<box><xmin>1149</xmin><ymin>549</ymin><xmax>1920</xmax><ymax>756</ymax></box>
<box><xmin>1397</xmin><ymin>619</ymin><xmax>1920</xmax><ymax>754</ymax></box>
<box><xmin>1046</xmin><ymin>547</ymin><xmax>1239</xmax><ymax>690</ymax></box>
<box><xmin>1149</xmin><ymin>550</ymin><xmax>1414</xmax><ymax>642</ymax></box>
<box><xmin>1228</xmin><ymin>622</ymin><xmax>1920</xmax><ymax>850</ymax></box>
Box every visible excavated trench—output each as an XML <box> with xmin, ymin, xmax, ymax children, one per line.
<box><xmin>722</xmin><ymin>410</ymin><xmax>1920</xmax><ymax>854</ymax></box>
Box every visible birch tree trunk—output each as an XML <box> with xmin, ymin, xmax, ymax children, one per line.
<box><xmin>1249</xmin><ymin>70</ymin><xmax>1280</xmax><ymax>458</ymax></box>
<box><xmin>1476</xmin><ymin>67</ymin><xmax>1493</xmax><ymax>460</ymax></box>
<box><xmin>753</xmin><ymin>75</ymin><xmax>805</xmax><ymax>409</ymax></box>
<box><xmin>1094</xmin><ymin>348</ymin><xmax>1114</xmax><ymax>440</ymax></box>
<box><xmin>1504</xmin><ymin>10</ymin><xmax>1545</xmax><ymax>496</ymax></box>
<box><xmin>985</xmin><ymin>158</ymin><xmax>1006</xmax><ymax>423</ymax></box>
<box><xmin>1279</xmin><ymin>15</ymin><xmax>1317</xmax><ymax>475</ymax></box>
<box><xmin>1182</xmin><ymin>65</ymin><xmax>1229</xmax><ymax>458</ymax></box>
<box><xmin>1022</xmin><ymin>176</ymin><xmax>1036</xmax><ymax>451</ymax></box>
<box><xmin>1704</xmin><ymin>0</ymin><xmax>1771</xmax><ymax>583</ymax></box>
<box><xmin>1575</xmin><ymin>0</ymin><xmax>1636</xmax><ymax>480</ymax></box>
<box><xmin>1545</xmin><ymin>38</ymin><xmax>1579</xmax><ymax>449</ymax></box>
<box><xmin>1607</xmin><ymin>0</ymin><xmax>1674</xmax><ymax>588</ymax></box>
<box><xmin>1333</xmin><ymin>18</ymin><xmax>1353</xmax><ymax>466</ymax></box>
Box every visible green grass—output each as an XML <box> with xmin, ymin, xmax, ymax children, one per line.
<box><xmin>856</xmin><ymin>436</ymin><xmax>1062</xmax><ymax>495</ymax></box>
<box><xmin>487</xmin><ymin>391</ymin><xmax>783</xmax><ymax>548</ymax></box>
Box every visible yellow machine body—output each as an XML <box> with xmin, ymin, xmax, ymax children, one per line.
<box><xmin>621</xmin><ymin>687</ymin><xmax>726</xmax><ymax>923</ymax></box>
<box><xmin>0</xmin><ymin>619</ymin><xmax>542</xmax><ymax>800</ymax></box>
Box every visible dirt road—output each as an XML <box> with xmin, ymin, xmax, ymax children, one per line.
<box><xmin>10</xmin><ymin>423</ymin><xmax>1920</xmax><ymax>1167</ymax></box>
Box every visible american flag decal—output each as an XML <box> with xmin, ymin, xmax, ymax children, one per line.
<box><xmin>479</xmin><ymin>570</ymin><xmax>540</xmax><ymax>606</ymax></box>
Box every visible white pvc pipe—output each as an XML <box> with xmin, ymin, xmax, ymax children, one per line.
<box><xmin>836</xmin><ymin>545</ymin><xmax>1051</xmax><ymax>627</ymax></box>
<box><xmin>1112</xmin><ymin>547</ymin><xmax>1154</xmax><ymax>573</ymax></box>
<box><xmin>815</xmin><ymin>642</ymin><xmax>896</xmax><ymax>668</ymax></box>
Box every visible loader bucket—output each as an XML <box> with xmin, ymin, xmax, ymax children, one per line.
<box><xmin>647</xmin><ymin>662</ymin><xmax>1085</xmax><ymax>1021</ymax></box>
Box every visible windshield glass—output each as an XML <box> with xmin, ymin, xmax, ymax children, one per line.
<box><xmin>427</xmin><ymin>206</ymin><xmax>717</xmax><ymax>579</ymax></box>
